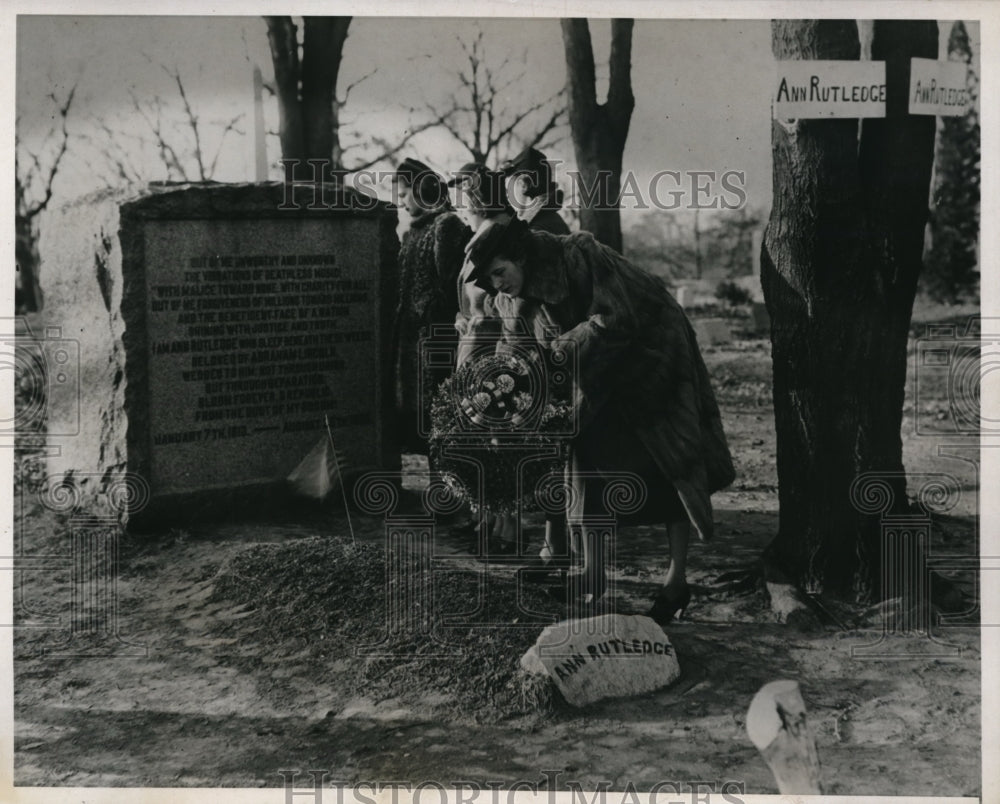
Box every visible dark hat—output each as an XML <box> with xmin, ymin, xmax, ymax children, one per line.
<box><xmin>393</xmin><ymin>157</ymin><xmax>451</xmax><ymax>209</ymax></box>
<box><xmin>446</xmin><ymin>161</ymin><xmax>486</xmax><ymax>187</ymax></box>
<box><xmin>499</xmin><ymin>146</ymin><xmax>552</xmax><ymax>178</ymax></box>
<box><xmin>463</xmin><ymin>170</ymin><xmax>511</xmax><ymax>218</ymax></box>
<box><xmin>393</xmin><ymin>157</ymin><xmax>440</xmax><ymax>185</ymax></box>
<box><xmin>465</xmin><ymin>213</ymin><xmax>531</xmax><ymax>286</ymax></box>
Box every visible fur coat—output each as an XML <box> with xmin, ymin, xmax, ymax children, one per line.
<box><xmin>393</xmin><ymin>206</ymin><xmax>471</xmax><ymax>451</ymax></box>
<box><xmin>491</xmin><ymin>230</ymin><xmax>735</xmax><ymax>540</ymax></box>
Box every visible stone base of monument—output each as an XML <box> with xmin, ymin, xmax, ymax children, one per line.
<box><xmin>38</xmin><ymin>182</ymin><xmax>399</xmax><ymax>527</ymax></box>
<box><xmin>520</xmin><ymin>614</ymin><xmax>681</xmax><ymax>707</ymax></box>
<box><xmin>125</xmin><ymin>469</ymin><xmax>378</xmax><ymax>532</ymax></box>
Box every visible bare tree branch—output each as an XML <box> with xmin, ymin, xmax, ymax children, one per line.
<box><xmin>346</xmin><ymin>109</ymin><xmax>454</xmax><ymax>171</ymax></box>
<box><xmin>18</xmin><ymin>83</ymin><xmax>76</xmax><ymax>220</ymax></box>
<box><xmin>79</xmin><ymin>119</ymin><xmax>148</xmax><ymax>187</ymax></box>
<box><xmin>412</xmin><ymin>26</ymin><xmax>568</xmax><ymax>167</ymax></box>
<box><xmin>128</xmin><ymin>88</ymin><xmax>189</xmax><ymax>181</ymax></box>
<box><xmin>158</xmin><ymin>63</ymin><xmax>208</xmax><ymax>180</ymax></box>
<box><xmin>207</xmin><ymin>113</ymin><xmax>247</xmax><ymax>178</ymax></box>
<box><xmin>340</xmin><ymin>66</ymin><xmax>378</xmax><ymax>105</ymax></box>
<box><xmin>520</xmin><ymin>90</ymin><xmax>569</xmax><ymax>152</ymax></box>
<box><xmin>488</xmin><ymin>85</ymin><xmax>566</xmax><ymax>155</ymax></box>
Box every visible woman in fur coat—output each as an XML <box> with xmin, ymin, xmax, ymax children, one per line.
<box><xmin>466</xmin><ymin>215</ymin><xmax>735</xmax><ymax>621</ymax></box>
<box><xmin>392</xmin><ymin>158</ymin><xmax>471</xmax><ymax>453</ymax></box>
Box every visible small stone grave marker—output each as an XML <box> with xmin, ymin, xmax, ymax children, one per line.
<box><xmin>520</xmin><ymin>614</ymin><xmax>681</xmax><ymax>707</ymax></box>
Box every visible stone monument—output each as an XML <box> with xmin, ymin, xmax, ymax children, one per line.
<box><xmin>38</xmin><ymin>182</ymin><xmax>399</xmax><ymax>524</ymax></box>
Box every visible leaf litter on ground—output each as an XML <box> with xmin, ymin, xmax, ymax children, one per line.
<box><xmin>210</xmin><ymin>536</ymin><xmax>566</xmax><ymax>723</ymax></box>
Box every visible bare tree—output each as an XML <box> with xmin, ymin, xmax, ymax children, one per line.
<box><xmin>78</xmin><ymin>59</ymin><xmax>247</xmax><ymax>188</ymax></box>
<box><xmin>79</xmin><ymin>117</ymin><xmax>149</xmax><ymax>188</ymax></box>
<box><xmin>156</xmin><ymin>63</ymin><xmax>245</xmax><ymax>181</ymax></box>
<box><xmin>422</xmin><ymin>27</ymin><xmax>568</xmax><ymax>166</ymax></box>
<box><xmin>265</xmin><ymin>15</ymin><xmax>349</xmax><ymax>178</ymax></box>
<box><xmin>561</xmin><ymin>18</ymin><xmax>635</xmax><ymax>252</ymax></box>
<box><xmin>15</xmin><ymin>83</ymin><xmax>76</xmax><ymax>311</ymax></box>
<box><xmin>923</xmin><ymin>20</ymin><xmax>980</xmax><ymax>302</ymax></box>
<box><xmin>127</xmin><ymin>61</ymin><xmax>246</xmax><ymax>183</ymax></box>
<box><xmin>624</xmin><ymin>212</ymin><xmax>698</xmax><ymax>280</ymax></box>
<box><xmin>263</xmin><ymin>16</ymin><xmax>447</xmax><ymax>177</ymax></box>
<box><xmin>761</xmin><ymin>19</ymin><xmax>939</xmax><ymax>601</ymax></box>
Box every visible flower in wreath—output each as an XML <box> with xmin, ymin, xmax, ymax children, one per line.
<box><xmin>495</xmin><ymin>373</ymin><xmax>516</xmax><ymax>394</ymax></box>
<box><xmin>429</xmin><ymin>352</ymin><xmax>573</xmax><ymax>514</ymax></box>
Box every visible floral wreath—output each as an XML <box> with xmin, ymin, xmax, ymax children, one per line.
<box><xmin>429</xmin><ymin>353</ymin><xmax>572</xmax><ymax>514</ymax></box>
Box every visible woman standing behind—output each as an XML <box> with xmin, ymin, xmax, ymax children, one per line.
<box><xmin>500</xmin><ymin>146</ymin><xmax>571</xmax><ymax>235</ymax></box>
<box><xmin>466</xmin><ymin>215</ymin><xmax>736</xmax><ymax>621</ymax></box>
<box><xmin>446</xmin><ymin>162</ymin><xmax>518</xmax><ymax>551</ymax></box>
<box><xmin>391</xmin><ymin>158</ymin><xmax>471</xmax><ymax>454</ymax></box>
<box><xmin>498</xmin><ymin>147</ymin><xmax>572</xmax><ymax>568</ymax></box>
<box><xmin>447</xmin><ymin>162</ymin><xmax>513</xmax><ymax>367</ymax></box>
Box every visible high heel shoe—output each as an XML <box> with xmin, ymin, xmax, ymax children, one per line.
<box><xmin>646</xmin><ymin>584</ymin><xmax>691</xmax><ymax>625</ymax></box>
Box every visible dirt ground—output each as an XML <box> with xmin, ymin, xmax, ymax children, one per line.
<box><xmin>10</xmin><ymin>303</ymin><xmax>982</xmax><ymax>796</ymax></box>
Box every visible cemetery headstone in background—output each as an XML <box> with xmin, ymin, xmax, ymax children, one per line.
<box><xmin>39</xmin><ymin>182</ymin><xmax>399</xmax><ymax>524</ymax></box>
<box><xmin>692</xmin><ymin>318</ymin><xmax>732</xmax><ymax>346</ymax></box>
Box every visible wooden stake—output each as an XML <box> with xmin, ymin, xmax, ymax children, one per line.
<box><xmin>746</xmin><ymin>679</ymin><xmax>821</xmax><ymax>794</ymax></box>
<box><xmin>325</xmin><ymin>415</ymin><xmax>355</xmax><ymax>544</ymax></box>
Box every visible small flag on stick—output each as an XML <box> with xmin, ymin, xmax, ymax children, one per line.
<box><xmin>286</xmin><ymin>417</ymin><xmax>356</xmax><ymax>542</ymax></box>
<box><xmin>286</xmin><ymin>436</ymin><xmax>340</xmax><ymax>500</ymax></box>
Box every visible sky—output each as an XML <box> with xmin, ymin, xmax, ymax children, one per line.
<box><xmin>15</xmin><ymin>16</ymin><xmax>779</xmax><ymax>221</ymax></box>
<box><xmin>15</xmin><ymin>15</ymin><xmax>980</xmax><ymax>227</ymax></box>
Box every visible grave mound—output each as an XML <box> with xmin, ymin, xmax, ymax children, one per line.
<box><xmin>210</xmin><ymin>536</ymin><xmax>567</xmax><ymax>722</ymax></box>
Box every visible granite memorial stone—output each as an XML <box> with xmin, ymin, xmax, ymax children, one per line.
<box><xmin>38</xmin><ymin>182</ymin><xmax>399</xmax><ymax>522</ymax></box>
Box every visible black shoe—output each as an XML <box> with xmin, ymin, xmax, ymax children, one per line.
<box><xmin>646</xmin><ymin>584</ymin><xmax>692</xmax><ymax>625</ymax></box>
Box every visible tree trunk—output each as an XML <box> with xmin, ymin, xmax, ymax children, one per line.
<box><xmin>265</xmin><ymin>16</ymin><xmax>305</xmax><ymax>165</ymax></box>
<box><xmin>561</xmin><ymin>18</ymin><xmax>634</xmax><ymax>252</ymax></box>
<box><xmin>15</xmin><ymin>212</ymin><xmax>42</xmax><ymax>313</ymax></box>
<box><xmin>265</xmin><ymin>15</ymin><xmax>351</xmax><ymax>181</ymax></box>
<box><xmin>923</xmin><ymin>21</ymin><xmax>980</xmax><ymax>302</ymax></box>
<box><xmin>761</xmin><ymin>20</ymin><xmax>938</xmax><ymax>601</ymax></box>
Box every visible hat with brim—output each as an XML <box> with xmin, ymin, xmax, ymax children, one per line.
<box><xmin>393</xmin><ymin>157</ymin><xmax>439</xmax><ymax>185</ymax></box>
<box><xmin>499</xmin><ymin>146</ymin><xmax>551</xmax><ymax>178</ymax></box>
<box><xmin>446</xmin><ymin>161</ymin><xmax>486</xmax><ymax>187</ymax></box>
<box><xmin>464</xmin><ymin>213</ymin><xmax>529</xmax><ymax>288</ymax></box>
